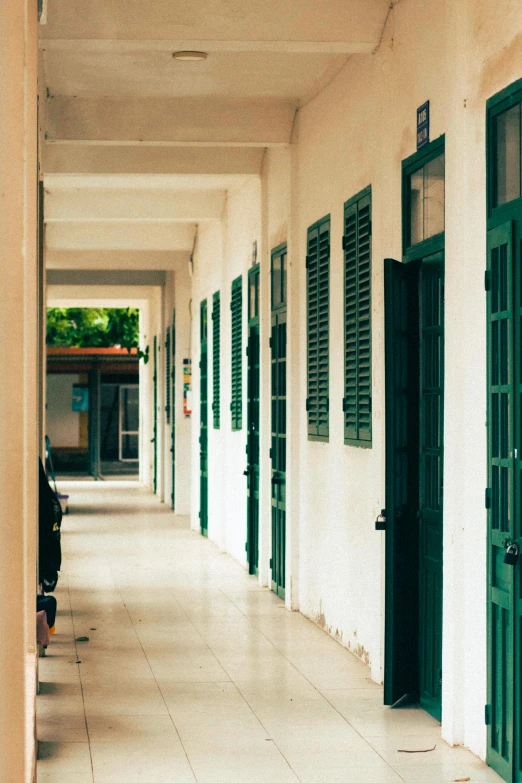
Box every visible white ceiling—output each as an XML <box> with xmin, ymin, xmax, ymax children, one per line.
<box><xmin>40</xmin><ymin>0</ymin><xmax>387</xmax><ymax>276</ymax></box>
<box><xmin>43</xmin><ymin>50</ymin><xmax>350</xmax><ymax>102</ymax></box>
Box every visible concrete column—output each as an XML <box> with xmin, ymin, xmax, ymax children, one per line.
<box><xmin>174</xmin><ymin>262</ymin><xmax>193</xmax><ymax>516</ymax></box>
<box><xmin>0</xmin><ymin>0</ymin><xmax>38</xmax><ymax>780</ymax></box>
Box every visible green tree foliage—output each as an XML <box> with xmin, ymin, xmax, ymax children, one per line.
<box><xmin>47</xmin><ymin>308</ymin><xmax>141</xmax><ymax>351</ymax></box>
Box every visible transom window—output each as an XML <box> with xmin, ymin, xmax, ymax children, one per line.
<box><xmin>494</xmin><ymin>101</ymin><xmax>521</xmax><ymax>207</ymax></box>
<box><xmin>408</xmin><ymin>152</ymin><xmax>445</xmax><ymax>246</ymax></box>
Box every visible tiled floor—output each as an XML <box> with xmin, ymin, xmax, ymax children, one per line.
<box><xmin>37</xmin><ymin>482</ymin><xmax>503</xmax><ymax>783</ymax></box>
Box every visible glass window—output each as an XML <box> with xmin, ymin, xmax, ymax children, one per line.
<box><xmin>496</xmin><ymin>104</ymin><xmax>521</xmax><ymax>206</ymax></box>
<box><xmin>249</xmin><ymin>269</ymin><xmax>259</xmax><ymax>320</ymax></box>
<box><xmin>271</xmin><ymin>249</ymin><xmax>286</xmax><ymax>309</ymax></box>
<box><xmin>122</xmin><ymin>434</ymin><xmax>139</xmax><ymax>460</ymax></box>
<box><xmin>409</xmin><ymin>152</ymin><xmax>445</xmax><ymax>246</ymax></box>
<box><xmin>121</xmin><ymin>387</ymin><xmax>139</xmax><ymax>432</ymax></box>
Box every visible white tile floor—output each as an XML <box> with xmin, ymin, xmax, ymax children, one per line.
<box><xmin>37</xmin><ymin>482</ymin><xmax>503</xmax><ymax>783</ymax></box>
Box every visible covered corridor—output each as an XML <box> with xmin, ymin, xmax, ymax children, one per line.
<box><xmin>37</xmin><ymin>483</ymin><xmax>501</xmax><ymax>783</ymax></box>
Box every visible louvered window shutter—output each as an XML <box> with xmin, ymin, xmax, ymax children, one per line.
<box><xmin>165</xmin><ymin>327</ymin><xmax>171</xmax><ymax>424</ymax></box>
<box><xmin>231</xmin><ymin>277</ymin><xmax>243</xmax><ymax>430</ymax></box>
<box><xmin>212</xmin><ymin>292</ymin><xmax>220</xmax><ymax>429</ymax></box>
<box><xmin>306</xmin><ymin>217</ymin><xmax>330</xmax><ymax>440</ymax></box>
<box><xmin>343</xmin><ymin>189</ymin><xmax>372</xmax><ymax>445</ymax></box>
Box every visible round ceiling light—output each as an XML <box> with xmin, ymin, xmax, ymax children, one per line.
<box><xmin>172</xmin><ymin>51</ymin><xmax>208</xmax><ymax>61</ymax></box>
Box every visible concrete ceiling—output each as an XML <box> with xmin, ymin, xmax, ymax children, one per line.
<box><xmin>39</xmin><ymin>0</ymin><xmax>387</xmax><ymax>278</ymax></box>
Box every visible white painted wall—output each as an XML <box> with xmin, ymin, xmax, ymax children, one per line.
<box><xmin>46</xmin><ymin>374</ymin><xmax>81</xmax><ymax>447</ymax></box>
<box><xmin>190</xmin><ymin>181</ymin><xmax>262</xmax><ymax>563</ymax></box>
<box><xmin>184</xmin><ymin>0</ymin><xmax>522</xmax><ymax>763</ymax></box>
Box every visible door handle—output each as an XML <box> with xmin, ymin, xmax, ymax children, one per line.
<box><xmin>243</xmin><ymin>468</ymin><xmax>251</xmax><ymax>476</ymax></box>
<box><xmin>271</xmin><ymin>475</ymin><xmax>283</xmax><ymax>485</ymax></box>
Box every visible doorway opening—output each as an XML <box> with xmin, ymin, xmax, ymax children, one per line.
<box><xmin>384</xmin><ymin>138</ymin><xmax>445</xmax><ymax>722</ymax></box>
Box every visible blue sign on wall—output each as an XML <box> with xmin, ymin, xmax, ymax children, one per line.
<box><xmin>417</xmin><ymin>101</ymin><xmax>430</xmax><ymax>149</ymax></box>
<box><xmin>72</xmin><ymin>385</ymin><xmax>89</xmax><ymax>412</ymax></box>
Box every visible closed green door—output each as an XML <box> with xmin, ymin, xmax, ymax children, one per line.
<box><xmin>271</xmin><ymin>309</ymin><xmax>287</xmax><ymax>598</ymax></box>
<box><xmin>486</xmin><ymin>221</ymin><xmax>517</xmax><ymax>782</ymax></box>
<box><xmin>153</xmin><ymin>335</ymin><xmax>158</xmax><ymax>493</ymax></box>
<box><xmin>418</xmin><ymin>254</ymin><xmax>444</xmax><ymax>721</ymax></box>
<box><xmin>246</xmin><ymin>266</ymin><xmax>260</xmax><ymax>574</ymax></box>
<box><xmin>384</xmin><ymin>254</ymin><xmax>444</xmax><ymax>721</ymax></box>
<box><xmin>270</xmin><ymin>246</ymin><xmax>287</xmax><ymax>599</ymax></box>
<box><xmin>200</xmin><ymin>301</ymin><xmax>209</xmax><ymax>536</ymax></box>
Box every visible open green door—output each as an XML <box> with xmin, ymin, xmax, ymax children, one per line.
<box><xmin>199</xmin><ymin>301</ymin><xmax>209</xmax><ymax>536</ymax></box>
<box><xmin>246</xmin><ymin>265</ymin><xmax>260</xmax><ymax>575</ymax></box>
<box><xmin>270</xmin><ymin>245</ymin><xmax>287</xmax><ymax>599</ymax></box>
<box><xmin>384</xmin><ymin>255</ymin><xmax>444</xmax><ymax>721</ymax></box>
<box><xmin>384</xmin><ymin>257</ymin><xmax>420</xmax><ymax>706</ymax></box>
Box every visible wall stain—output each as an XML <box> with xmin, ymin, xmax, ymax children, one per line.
<box><xmin>478</xmin><ymin>32</ymin><xmax>522</xmax><ymax>101</ymax></box>
<box><xmin>313</xmin><ymin>605</ymin><xmax>371</xmax><ymax>667</ymax></box>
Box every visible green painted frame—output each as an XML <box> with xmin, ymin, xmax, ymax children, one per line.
<box><xmin>402</xmin><ymin>135</ymin><xmax>445</xmax><ymax>263</ymax></box>
<box><xmin>485</xmin><ymin>77</ymin><xmax>522</xmax><ymax>783</ymax></box>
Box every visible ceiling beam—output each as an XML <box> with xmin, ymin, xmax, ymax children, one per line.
<box><xmin>39</xmin><ymin>38</ymin><xmax>375</xmax><ymax>54</ymax></box>
<box><xmin>42</xmin><ymin>143</ymin><xmax>265</xmax><ymax>175</ymax></box>
<box><xmin>46</xmin><ymin>220</ymin><xmax>197</xmax><ymax>251</ymax></box>
<box><xmin>44</xmin><ymin>188</ymin><xmax>226</xmax><ymax>222</ymax></box>
<box><xmin>46</xmin><ymin>97</ymin><xmax>295</xmax><ymax>146</ymax></box>
<box><xmin>46</xmin><ymin>249</ymin><xmax>189</xmax><ymax>270</ymax></box>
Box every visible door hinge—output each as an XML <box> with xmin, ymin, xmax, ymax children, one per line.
<box><xmin>246</xmin><ymin>346</ymin><xmax>249</xmax><ymax>357</ymax></box>
<box><xmin>485</xmin><ymin>488</ymin><xmax>492</xmax><ymax>509</ymax></box>
<box><xmin>245</xmin><ymin>542</ymin><xmax>248</xmax><ymax>552</ymax></box>
<box><xmin>325</xmin><ymin>398</ymin><xmax>329</xmax><ymax>413</ymax></box>
<box><xmin>342</xmin><ymin>397</ymin><xmax>347</xmax><ymax>412</ymax></box>
<box><xmin>369</xmin><ymin>396</ymin><xmax>372</xmax><ymax>414</ymax></box>
<box><xmin>342</xmin><ymin>235</ymin><xmax>347</xmax><ymax>251</ymax></box>
<box><xmin>485</xmin><ymin>270</ymin><xmax>491</xmax><ymax>291</ymax></box>
<box><xmin>485</xmin><ymin>704</ymin><xmax>492</xmax><ymax>725</ymax></box>
<box><xmin>269</xmin><ymin>558</ymin><xmax>273</xmax><ymax>568</ymax></box>
<box><xmin>368</xmin><ymin>220</ymin><xmax>372</xmax><ymax>237</ymax></box>
<box><xmin>269</xmin><ymin>337</ymin><xmax>273</xmax><ymax>348</ymax></box>
<box><xmin>306</xmin><ymin>397</ymin><xmax>311</xmax><ymax>411</ymax></box>
<box><xmin>305</xmin><ymin>255</ymin><xmax>310</xmax><ymax>269</ymax></box>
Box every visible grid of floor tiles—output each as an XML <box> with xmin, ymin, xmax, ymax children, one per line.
<box><xmin>37</xmin><ymin>482</ymin><xmax>502</xmax><ymax>783</ymax></box>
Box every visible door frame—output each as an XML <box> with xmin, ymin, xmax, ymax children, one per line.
<box><xmin>485</xmin><ymin>77</ymin><xmax>522</xmax><ymax>782</ymax></box>
<box><xmin>199</xmin><ymin>299</ymin><xmax>209</xmax><ymax>537</ymax></box>
<box><xmin>246</xmin><ymin>264</ymin><xmax>260</xmax><ymax>575</ymax></box>
<box><xmin>384</xmin><ymin>135</ymin><xmax>445</xmax><ymax>713</ymax></box>
<box><xmin>119</xmin><ymin>384</ymin><xmax>139</xmax><ymax>462</ymax></box>
<box><xmin>270</xmin><ymin>243</ymin><xmax>288</xmax><ymax>599</ymax></box>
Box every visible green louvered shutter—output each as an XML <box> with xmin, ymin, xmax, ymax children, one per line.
<box><xmin>165</xmin><ymin>326</ymin><xmax>171</xmax><ymax>425</ymax></box>
<box><xmin>231</xmin><ymin>276</ymin><xmax>243</xmax><ymax>430</ymax></box>
<box><xmin>343</xmin><ymin>188</ymin><xmax>372</xmax><ymax>445</ymax></box>
<box><xmin>306</xmin><ymin>216</ymin><xmax>330</xmax><ymax>440</ymax></box>
<box><xmin>212</xmin><ymin>291</ymin><xmax>220</xmax><ymax>429</ymax></box>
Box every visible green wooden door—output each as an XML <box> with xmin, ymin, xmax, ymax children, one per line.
<box><xmin>153</xmin><ymin>335</ymin><xmax>158</xmax><ymax>494</ymax></box>
<box><xmin>486</xmin><ymin>221</ymin><xmax>516</xmax><ymax>782</ymax></box>
<box><xmin>271</xmin><ymin>309</ymin><xmax>287</xmax><ymax>598</ymax></box>
<box><xmin>200</xmin><ymin>300</ymin><xmax>209</xmax><ymax>536</ymax></box>
<box><xmin>384</xmin><ymin>255</ymin><xmax>444</xmax><ymax>721</ymax></box>
<box><xmin>418</xmin><ymin>254</ymin><xmax>444</xmax><ymax>722</ymax></box>
<box><xmin>384</xmin><ymin>257</ymin><xmax>421</xmax><ymax>705</ymax></box>
<box><xmin>246</xmin><ymin>266</ymin><xmax>260</xmax><ymax>575</ymax></box>
<box><xmin>171</xmin><ymin>310</ymin><xmax>176</xmax><ymax>511</ymax></box>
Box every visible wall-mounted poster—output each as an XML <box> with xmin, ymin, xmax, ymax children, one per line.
<box><xmin>183</xmin><ymin>359</ymin><xmax>192</xmax><ymax>416</ymax></box>
<box><xmin>72</xmin><ymin>384</ymin><xmax>89</xmax><ymax>412</ymax></box>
